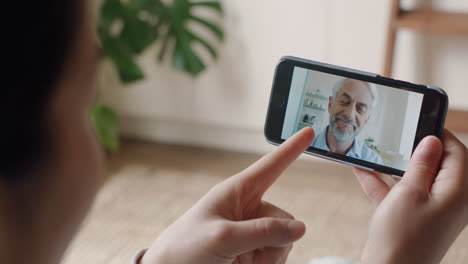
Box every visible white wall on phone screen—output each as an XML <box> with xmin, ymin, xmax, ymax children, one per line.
<box><xmin>282</xmin><ymin>67</ymin><xmax>308</xmax><ymax>139</ymax></box>
<box><xmin>100</xmin><ymin>0</ymin><xmax>468</xmax><ymax>154</ymax></box>
<box><xmin>400</xmin><ymin>92</ymin><xmax>424</xmax><ymax>160</ymax></box>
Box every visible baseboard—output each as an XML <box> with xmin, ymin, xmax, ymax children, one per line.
<box><xmin>119</xmin><ymin>116</ymin><xmax>354</xmax><ymax>166</ymax></box>
<box><xmin>119</xmin><ymin>116</ymin><xmax>276</xmax><ymax>154</ymax></box>
<box><xmin>119</xmin><ymin>115</ymin><xmax>468</xmax><ymax>170</ymax></box>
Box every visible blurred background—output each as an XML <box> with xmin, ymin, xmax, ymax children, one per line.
<box><xmin>96</xmin><ymin>0</ymin><xmax>468</xmax><ymax>154</ymax></box>
<box><xmin>65</xmin><ymin>0</ymin><xmax>468</xmax><ymax>263</ymax></box>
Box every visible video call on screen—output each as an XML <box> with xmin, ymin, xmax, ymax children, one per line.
<box><xmin>281</xmin><ymin>67</ymin><xmax>424</xmax><ymax>171</ymax></box>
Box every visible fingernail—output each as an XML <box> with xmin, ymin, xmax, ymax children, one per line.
<box><xmin>287</xmin><ymin>220</ymin><xmax>305</xmax><ymax>237</ymax></box>
<box><xmin>302</xmin><ymin>127</ymin><xmax>315</xmax><ymax>140</ymax></box>
<box><xmin>415</xmin><ymin>136</ymin><xmax>440</xmax><ymax>158</ymax></box>
<box><xmin>301</xmin><ymin>126</ymin><xmax>312</xmax><ymax>134</ymax></box>
<box><xmin>417</xmin><ymin>137</ymin><xmax>429</xmax><ymax>151</ymax></box>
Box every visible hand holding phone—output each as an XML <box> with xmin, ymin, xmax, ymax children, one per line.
<box><xmin>355</xmin><ymin>130</ymin><xmax>468</xmax><ymax>264</ymax></box>
<box><xmin>265</xmin><ymin>56</ymin><xmax>448</xmax><ymax>176</ymax></box>
<box><xmin>141</xmin><ymin>128</ymin><xmax>314</xmax><ymax>264</ymax></box>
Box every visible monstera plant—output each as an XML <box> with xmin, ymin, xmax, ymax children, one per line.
<box><xmin>92</xmin><ymin>0</ymin><xmax>224</xmax><ymax>151</ymax></box>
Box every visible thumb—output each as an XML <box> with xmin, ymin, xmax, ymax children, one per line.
<box><xmin>401</xmin><ymin>136</ymin><xmax>443</xmax><ymax>193</ymax></box>
<box><xmin>228</xmin><ymin>218</ymin><xmax>306</xmax><ymax>255</ymax></box>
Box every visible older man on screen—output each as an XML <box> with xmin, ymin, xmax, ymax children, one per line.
<box><xmin>312</xmin><ymin>78</ymin><xmax>384</xmax><ymax>165</ymax></box>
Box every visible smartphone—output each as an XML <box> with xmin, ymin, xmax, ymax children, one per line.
<box><xmin>264</xmin><ymin>56</ymin><xmax>448</xmax><ymax>177</ymax></box>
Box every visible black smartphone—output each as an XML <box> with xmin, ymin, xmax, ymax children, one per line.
<box><xmin>265</xmin><ymin>56</ymin><xmax>448</xmax><ymax>177</ymax></box>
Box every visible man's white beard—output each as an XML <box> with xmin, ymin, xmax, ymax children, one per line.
<box><xmin>329</xmin><ymin>115</ymin><xmax>360</xmax><ymax>143</ymax></box>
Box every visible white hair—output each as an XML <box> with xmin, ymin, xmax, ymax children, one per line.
<box><xmin>332</xmin><ymin>78</ymin><xmax>378</xmax><ymax>110</ymax></box>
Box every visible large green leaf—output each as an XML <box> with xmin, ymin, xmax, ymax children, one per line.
<box><xmin>98</xmin><ymin>0</ymin><xmax>162</xmax><ymax>81</ymax></box>
<box><xmin>151</xmin><ymin>0</ymin><xmax>224</xmax><ymax>76</ymax></box>
<box><xmin>119</xmin><ymin>7</ymin><xmax>158</xmax><ymax>54</ymax></box>
<box><xmin>100</xmin><ymin>32</ymin><xmax>145</xmax><ymax>83</ymax></box>
<box><xmin>98</xmin><ymin>0</ymin><xmax>224</xmax><ymax>79</ymax></box>
<box><xmin>99</xmin><ymin>0</ymin><xmax>122</xmax><ymax>31</ymax></box>
<box><xmin>172</xmin><ymin>34</ymin><xmax>205</xmax><ymax>75</ymax></box>
<box><xmin>94</xmin><ymin>0</ymin><xmax>224</xmax><ymax>151</ymax></box>
<box><xmin>189</xmin><ymin>15</ymin><xmax>224</xmax><ymax>41</ymax></box>
<box><xmin>128</xmin><ymin>0</ymin><xmax>166</xmax><ymax>15</ymax></box>
<box><xmin>190</xmin><ymin>1</ymin><xmax>223</xmax><ymax>13</ymax></box>
<box><xmin>91</xmin><ymin>104</ymin><xmax>120</xmax><ymax>152</ymax></box>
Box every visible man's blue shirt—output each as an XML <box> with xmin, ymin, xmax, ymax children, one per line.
<box><xmin>311</xmin><ymin>126</ymin><xmax>384</xmax><ymax>165</ymax></box>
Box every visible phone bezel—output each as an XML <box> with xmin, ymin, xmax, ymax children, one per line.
<box><xmin>264</xmin><ymin>56</ymin><xmax>448</xmax><ymax>177</ymax></box>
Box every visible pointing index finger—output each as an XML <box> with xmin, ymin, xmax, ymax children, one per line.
<box><xmin>234</xmin><ymin>127</ymin><xmax>315</xmax><ymax>198</ymax></box>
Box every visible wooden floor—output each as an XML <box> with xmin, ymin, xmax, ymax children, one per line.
<box><xmin>63</xmin><ymin>139</ymin><xmax>468</xmax><ymax>264</ymax></box>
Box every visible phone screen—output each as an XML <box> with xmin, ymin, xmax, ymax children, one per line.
<box><xmin>281</xmin><ymin>66</ymin><xmax>424</xmax><ymax>171</ymax></box>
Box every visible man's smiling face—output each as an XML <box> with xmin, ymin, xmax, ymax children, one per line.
<box><xmin>328</xmin><ymin>79</ymin><xmax>373</xmax><ymax>143</ymax></box>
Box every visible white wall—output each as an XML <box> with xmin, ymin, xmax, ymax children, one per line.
<box><xmin>282</xmin><ymin>67</ymin><xmax>309</xmax><ymax>139</ymax></box>
<box><xmin>101</xmin><ymin>0</ymin><xmax>468</xmax><ymax>154</ymax></box>
<box><xmin>400</xmin><ymin>92</ymin><xmax>424</xmax><ymax>160</ymax></box>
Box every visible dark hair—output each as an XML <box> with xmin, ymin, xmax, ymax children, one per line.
<box><xmin>1</xmin><ymin>1</ymin><xmax>80</xmax><ymax>179</ymax></box>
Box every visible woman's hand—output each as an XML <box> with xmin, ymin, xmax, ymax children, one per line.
<box><xmin>354</xmin><ymin>130</ymin><xmax>468</xmax><ymax>264</ymax></box>
<box><xmin>141</xmin><ymin>127</ymin><xmax>315</xmax><ymax>264</ymax></box>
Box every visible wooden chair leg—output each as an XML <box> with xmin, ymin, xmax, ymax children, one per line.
<box><xmin>383</xmin><ymin>25</ymin><xmax>397</xmax><ymax>77</ymax></box>
<box><xmin>383</xmin><ymin>0</ymin><xmax>401</xmax><ymax>77</ymax></box>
